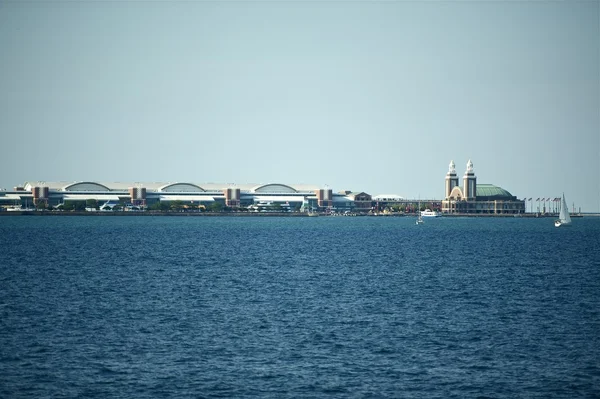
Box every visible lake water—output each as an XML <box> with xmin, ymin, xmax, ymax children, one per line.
<box><xmin>1</xmin><ymin>215</ymin><xmax>599</xmax><ymax>398</ymax></box>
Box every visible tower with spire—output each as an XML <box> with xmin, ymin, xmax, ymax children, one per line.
<box><xmin>442</xmin><ymin>159</ymin><xmax>526</xmax><ymax>214</ymax></box>
<box><xmin>445</xmin><ymin>160</ymin><xmax>459</xmax><ymax>199</ymax></box>
<box><xmin>462</xmin><ymin>159</ymin><xmax>477</xmax><ymax>200</ymax></box>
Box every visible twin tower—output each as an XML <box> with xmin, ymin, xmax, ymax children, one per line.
<box><xmin>445</xmin><ymin>160</ymin><xmax>477</xmax><ymax>201</ymax></box>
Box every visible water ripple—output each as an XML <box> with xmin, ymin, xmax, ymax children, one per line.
<box><xmin>1</xmin><ymin>216</ymin><xmax>599</xmax><ymax>398</ymax></box>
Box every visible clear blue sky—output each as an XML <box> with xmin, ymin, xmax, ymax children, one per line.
<box><xmin>1</xmin><ymin>1</ymin><xmax>598</xmax><ymax>211</ymax></box>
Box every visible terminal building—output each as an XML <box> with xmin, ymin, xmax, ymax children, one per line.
<box><xmin>0</xmin><ymin>181</ymin><xmax>360</xmax><ymax>212</ymax></box>
<box><xmin>442</xmin><ymin>160</ymin><xmax>525</xmax><ymax>214</ymax></box>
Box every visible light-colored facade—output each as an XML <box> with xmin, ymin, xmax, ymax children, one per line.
<box><xmin>442</xmin><ymin>160</ymin><xmax>526</xmax><ymax>214</ymax></box>
<box><xmin>0</xmin><ymin>181</ymin><xmax>359</xmax><ymax>212</ymax></box>
<box><xmin>1</xmin><ymin>163</ymin><xmax>526</xmax><ymax>214</ymax></box>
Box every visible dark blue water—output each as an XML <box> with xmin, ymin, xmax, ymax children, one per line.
<box><xmin>1</xmin><ymin>216</ymin><xmax>599</xmax><ymax>398</ymax></box>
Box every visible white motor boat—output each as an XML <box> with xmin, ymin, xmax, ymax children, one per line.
<box><xmin>420</xmin><ymin>209</ymin><xmax>441</xmax><ymax>218</ymax></box>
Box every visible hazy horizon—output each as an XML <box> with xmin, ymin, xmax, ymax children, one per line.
<box><xmin>1</xmin><ymin>1</ymin><xmax>598</xmax><ymax>211</ymax></box>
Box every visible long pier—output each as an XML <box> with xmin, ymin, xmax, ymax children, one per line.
<box><xmin>0</xmin><ymin>210</ymin><xmax>593</xmax><ymax>217</ymax></box>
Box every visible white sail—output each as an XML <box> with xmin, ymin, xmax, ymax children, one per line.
<box><xmin>559</xmin><ymin>194</ymin><xmax>571</xmax><ymax>224</ymax></box>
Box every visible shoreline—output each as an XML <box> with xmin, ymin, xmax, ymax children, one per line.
<box><xmin>0</xmin><ymin>211</ymin><xmax>595</xmax><ymax>217</ymax></box>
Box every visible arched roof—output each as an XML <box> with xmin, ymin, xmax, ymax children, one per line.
<box><xmin>62</xmin><ymin>182</ymin><xmax>111</xmax><ymax>192</ymax></box>
<box><xmin>449</xmin><ymin>186</ymin><xmax>463</xmax><ymax>200</ymax></box>
<box><xmin>252</xmin><ymin>184</ymin><xmax>297</xmax><ymax>193</ymax></box>
<box><xmin>476</xmin><ymin>184</ymin><xmax>513</xmax><ymax>199</ymax></box>
<box><xmin>159</xmin><ymin>183</ymin><xmax>205</xmax><ymax>192</ymax></box>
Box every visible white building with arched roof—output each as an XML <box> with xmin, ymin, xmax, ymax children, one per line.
<box><xmin>1</xmin><ymin>181</ymin><xmax>360</xmax><ymax>212</ymax></box>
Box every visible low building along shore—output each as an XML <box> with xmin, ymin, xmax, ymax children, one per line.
<box><xmin>0</xmin><ymin>160</ymin><xmax>526</xmax><ymax>215</ymax></box>
<box><xmin>0</xmin><ymin>182</ymin><xmax>360</xmax><ymax>213</ymax></box>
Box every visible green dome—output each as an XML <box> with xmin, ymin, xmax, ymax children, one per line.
<box><xmin>476</xmin><ymin>184</ymin><xmax>514</xmax><ymax>199</ymax></box>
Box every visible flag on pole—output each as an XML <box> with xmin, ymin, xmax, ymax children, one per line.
<box><xmin>536</xmin><ymin>198</ymin><xmax>540</xmax><ymax>201</ymax></box>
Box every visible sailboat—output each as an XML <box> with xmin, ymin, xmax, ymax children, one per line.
<box><xmin>416</xmin><ymin>201</ymin><xmax>423</xmax><ymax>225</ymax></box>
<box><xmin>554</xmin><ymin>193</ymin><xmax>572</xmax><ymax>227</ymax></box>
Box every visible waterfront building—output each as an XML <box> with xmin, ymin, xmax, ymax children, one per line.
<box><xmin>442</xmin><ymin>160</ymin><xmax>526</xmax><ymax>214</ymax></box>
<box><xmin>0</xmin><ymin>162</ymin><xmax>525</xmax><ymax>214</ymax></box>
<box><xmin>0</xmin><ymin>181</ymin><xmax>358</xmax><ymax>212</ymax></box>
<box><xmin>342</xmin><ymin>191</ymin><xmax>373</xmax><ymax>211</ymax></box>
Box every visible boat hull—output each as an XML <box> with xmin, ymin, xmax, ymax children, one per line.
<box><xmin>555</xmin><ymin>220</ymin><xmax>571</xmax><ymax>228</ymax></box>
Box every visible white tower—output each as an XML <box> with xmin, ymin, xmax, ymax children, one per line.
<box><xmin>445</xmin><ymin>160</ymin><xmax>459</xmax><ymax>199</ymax></box>
<box><xmin>463</xmin><ymin>159</ymin><xmax>477</xmax><ymax>200</ymax></box>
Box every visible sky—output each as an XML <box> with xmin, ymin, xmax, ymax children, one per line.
<box><xmin>1</xmin><ymin>1</ymin><xmax>598</xmax><ymax>211</ymax></box>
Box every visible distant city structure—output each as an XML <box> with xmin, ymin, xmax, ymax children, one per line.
<box><xmin>0</xmin><ymin>182</ymin><xmax>359</xmax><ymax>212</ymax></box>
<box><xmin>442</xmin><ymin>160</ymin><xmax>525</xmax><ymax>214</ymax></box>
<box><xmin>0</xmin><ymin>161</ymin><xmax>526</xmax><ymax>214</ymax></box>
